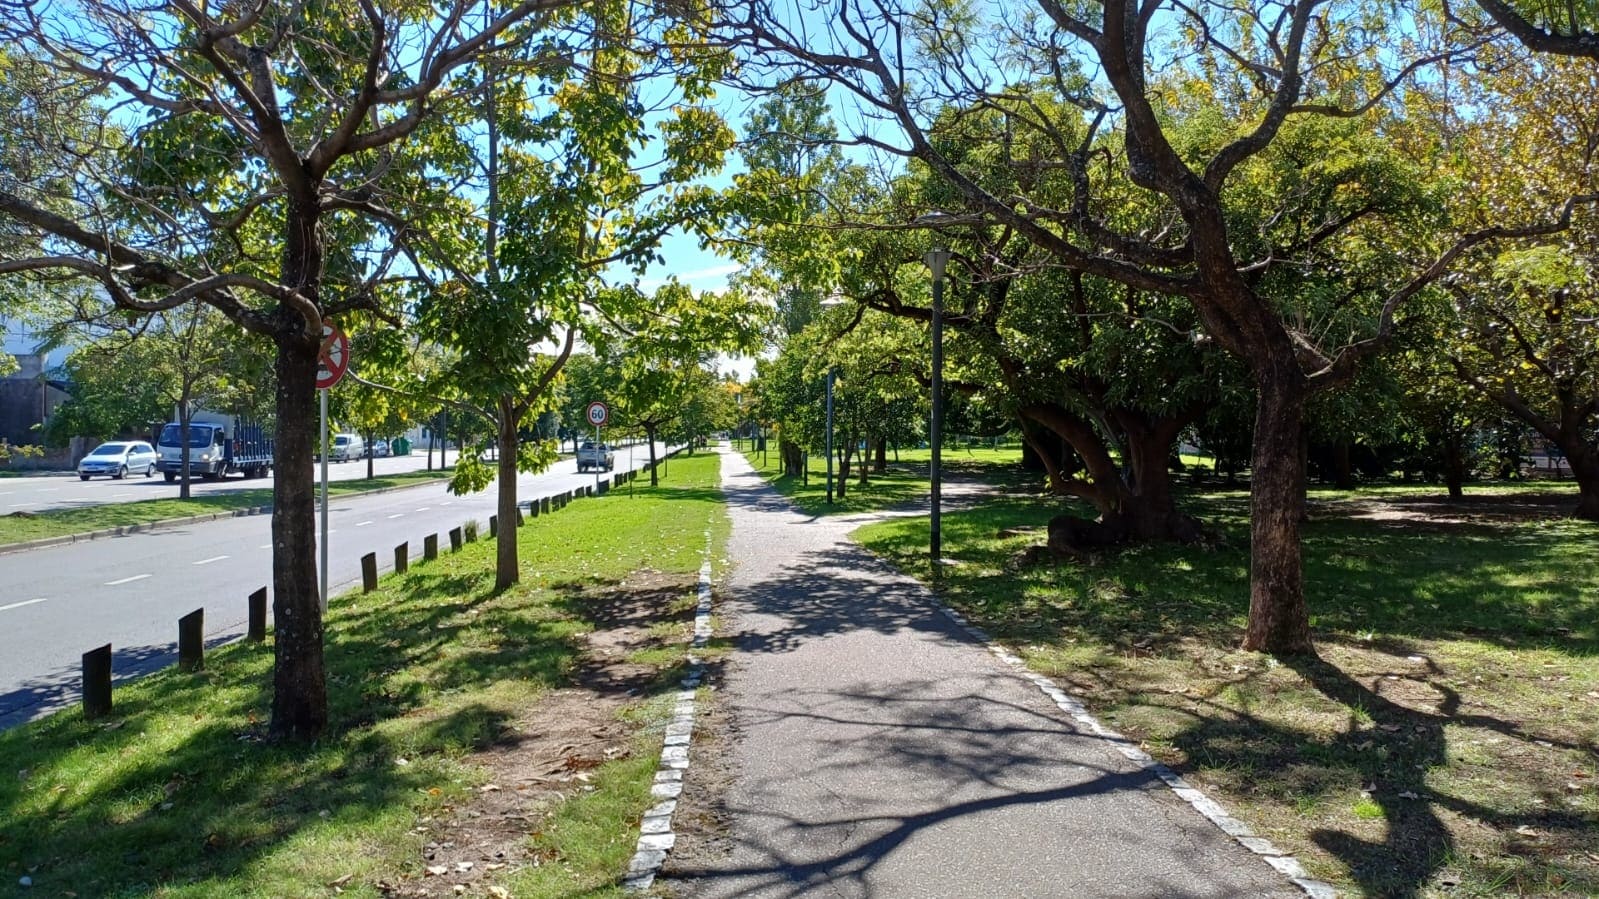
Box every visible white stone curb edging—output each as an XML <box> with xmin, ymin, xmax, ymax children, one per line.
<box><xmin>934</xmin><ymin>604</ymin><xmax>1339</xmax><ymax>899</ymax></box>
<box><xmin>623</xmin><ymin>535</ymin><xmax>714</xmax><ymax>892</ymax></box>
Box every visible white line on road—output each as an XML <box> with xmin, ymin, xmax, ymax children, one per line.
<box><xmin>0</xmin><ymin>598</ymin><xmax>49</xmax><ymax>613</ymax></box>
<box><xmin>414</xmin><ymin>507</ymin><xmax>430</xmax><ymax>512</ymax></box>
<box><xmin>111</xmin><ymin>492</ymin><xmax>132</xmax><ymax>497</ymax></box>
<box><xmin>387</xmin><ymin>513</ymin><xmax>404</xmax><ymax>519</ymax></box>
<box><xmin>259</xmin><ymin>544</ymin><xmax>273</xmax><ymax>550</ymax></box>
<box><xmin>105</xmin><ymin>574</ymin><xmax>151</xmax><ymax>586</ymax></box>
<box><xmin>37</xmin><ymin>488</ymin><xmax>59</xmax><ymax>493</ymax></box>
<box><xmin>356</xmin><ymin>520</ymin><xmax>374</xmax><ymax>527</ymax></box>
<box><xmin>192</xmin><ymin>555</ymin><xmax>230</xmax><ymax>566</ymax></box>
<box><xmin>440</xmin><ymin>501</ymin><xmax>452</xmax><ymax>506</ymax></box>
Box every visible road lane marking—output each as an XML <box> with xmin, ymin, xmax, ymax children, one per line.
<box><xmin>414</xmin><ymin>507</ymin><xmax>430</xmax><ymax>512</ymax></box>
<box><xmin>259</xmin><ymin>544</ymin><xmax>273</xmax><ymax>550</ymax></box>
<box><xmin>356</xmin><ymin>520</ymin><xmax>374</xmax><ymax>527</ymax></box>
<box><xmin>37</xmin><ymin>488</ymin><xmax>59</xmax><ymax>493</ymax></box>
<box><xmin>105</xmin><ymin>574</ymin><xmax>151</xmax><ymax>586</ymax></box>
<box><xmin>387</xmin><ymin>513</ymin><xmax>404</xmax><ymax>519</ymax></box>
<box><xmin>0</xmin><ymin>598</ymin><xmax>48</xmax><ymax>613</ymax></box>
<box><xmin>440</xmin><ymin>501</ymin><xmax>452</xmax><ymax>506</ymax></box>
<box><xmin>192</xmin><ymin>555</ymin><xmax>230</xmax><ymax>566</ymax></box>
<box><xmin>111</xmin><ymin>492</ymin><xmax>132</xmax><ymax>497</ymax></box>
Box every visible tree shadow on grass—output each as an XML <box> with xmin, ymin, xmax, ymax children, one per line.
<box><xmin>857</xmin><ymin>491</ymin><xmax>1599</xmax><ymax>895</ymax></box>
<box><xmin>0</xmin><ymin>557</ymin><xmax>667</xmax><ymax>894</ymax></box>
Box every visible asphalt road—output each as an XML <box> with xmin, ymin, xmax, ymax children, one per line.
<box><xmin>0</xmin><ymin>441</ymin><xmax>673</xmax><ymax>729</ymax></box>
<box><xmin>0</xmin><ymin>450</ymin><xmax>461</xmax><ymax>514</ymax></box>
<box><xmin>663</xmin><ymin>449</ymin><xmax>1301</xmax><ymax>898</ymax></box>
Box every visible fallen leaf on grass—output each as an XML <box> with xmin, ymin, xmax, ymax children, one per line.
<box><xmin>327</xmin><ymin>874</ymin><xmax>354</xmax><ymax>888</ymax></box>
<box><xmin>479</xmin><ymin>784</ymin><xmax>501</xmax><ymax>793</ymax></box>
<box><xmin>1515</xmin><ymin>825</ymin><xmax>1542</xmax><ymax>837</ymax></box>
<box><xmin>1398</xmin><ymin>791</ymin><xmax>1420</xmax><ymax>800</ymax></box>
<box><xmin>488</xmin><ymin>887</ymin><xmax>510</xmax><ymax>899</ymax></box>
<box><xmin>425</xmin><ymin>865</ymin><xmax>448</xmax><ymax>877</ymax></box>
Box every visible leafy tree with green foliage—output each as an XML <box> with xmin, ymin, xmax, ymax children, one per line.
<box><xmin>715</xmin><ymin>0</ymin><xmax>1590</xmax><ymax>655</ymax></box>
<box><xmin>0</xmin><ymin>0</ymin><xmax>590</xmax><ymax>739</ymax></box>
<box><xmin>410</xmin><ymin>0</ymin><xmax>735</xmax><ymax>591</ymax></box>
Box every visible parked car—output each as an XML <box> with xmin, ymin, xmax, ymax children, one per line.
<box><xmin>372</xmin><ymin>438</ymin><xmax>390</xmax><ymax>458</ymax></box>
<box><xmin>330</xmin><ymin>433</ymin><xmax>365</xmax><ymax>462</ymax></box>
<box><xmin>78</xmin><ymin>441</ymin><xmax>158</xmax><ymax>480</ymax></box>
<box><xmin>577</xmin><ymin>441</ymin><xmax>615</xmax><ymax>472</ymax></box>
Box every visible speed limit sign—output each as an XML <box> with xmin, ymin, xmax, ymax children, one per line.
<box><xmin>586</xmin><ymin>401</ymin><xmax>609</xmax><ymax>427</ymax></box>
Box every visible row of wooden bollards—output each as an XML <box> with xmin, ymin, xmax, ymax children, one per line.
<box><xmin>79</xmin><ymin>460</ymin><xmax>667</xmax><ymax>718</ymax></box>
<box><xmin>81</xmin><ymin>586</ymin><xmax>271</xmax><ymax>718</ymax></box>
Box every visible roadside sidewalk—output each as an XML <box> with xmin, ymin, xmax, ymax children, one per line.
<box><xmin>662</xmin><ymin>447</ymin><xmax>1305</xmax><ymax>898</ymax></box>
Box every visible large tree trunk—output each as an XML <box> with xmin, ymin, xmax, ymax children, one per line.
<box><xmin>1562</xmin><ymin>442</ymin><xmax>1599</xmax><ymax>520</ymax></box>
<box><xmin>780</xmin><ymin>438</ymin><xmax>804</xmax><ymax>477</ymax></box>
<box><xmin>1024</xmin><ymin>404</ymin><xmax>1202</xmax><ymax>545</ymax></box>
<box><xmin>646</xmin><ymin>424</ymin><xmax>659</xmax><ymax>486</ymax></box>
<box><xmin>1331</xmin><ymin>440</ymin><xmax>1354</xmax><ymax>490</ymax></box>
<box><xmin>1242</xmin><ymin>375</ymin><xmax>1315</xmax><ymax>655</ymax></box>
<box><xmin>178</xmin><ymin>402</ymin><xmax>192</xmax><ymax>500</ymax></box>
<box><xmin>874</xmin><ymin>437</ymin><xmax>887</xmax><ymax>473</ymax></box>
<box><xmin>269</xmin><ymin>334</ymin><xmax>328</xmax><ymax>740</ymax></box>
<box><xmin>495</xmin><ymin>399</ymin><xmax>520</xmax><ymax>591</ymax></box>
<box><xmin>269</xmin><ymin>199</ymin><xmax>329</xmax><ymax>742</ymax></box>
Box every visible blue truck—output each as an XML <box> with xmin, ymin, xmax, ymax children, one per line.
<box><xmin>156</xmin><ymin>411</ymin><xmax>274</xmax><ymax>481</ymax></box>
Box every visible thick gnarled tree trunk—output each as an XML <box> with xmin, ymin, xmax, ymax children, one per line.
<box><xmin>1242</xmin><ymin>374</ymin><xmax>1314</xmax><ymax>655</ymax></box>
<box><xmin>495</xmin><ymin>398</ymin><xmax>521</xmax><ymax>591</ymax></box>
<box><xmin>270</xmin><ymin>333</ymin><xmax>328</xmax><ymax>740</ymax></box>
<box><xmin>1562</xmin><ymin>442</ymin><xmax>1599</xmax><ymax>520</ymax></box>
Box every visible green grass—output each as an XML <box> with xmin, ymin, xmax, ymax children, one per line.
<box><xmin>739</xmin><ymin>444</ymin><xmax>1030</xmax><ymax>516</ymax></box>
<box><xmin>855</xmin><ymin>489</ymin><xmax>1599</xmax><ymax>898</ymax></box>
<box><xmin>0</xmin><ymin>452</ymin><xmax>727</xmax><ymax>897</ymax></box>
<box><xmin>0</xmin><ymin>471</ymin><xmax>453</xmax><ymax>546</ymax></box>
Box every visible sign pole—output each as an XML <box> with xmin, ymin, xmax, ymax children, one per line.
<box><xmin>320</xmin><ymin>386</ymin><xmax>329</xmax><ymax>614</ymax></box>
<box><xmin>314</xmin><ymin>319</ymin><xmax>349</xmax><ymax>616</ymax></box>
<box><xmin>595</xmin><ymin>422</ymin><xmax>602</xmax><ymax>492</ymax></box>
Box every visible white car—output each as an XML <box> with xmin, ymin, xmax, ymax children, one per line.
<box><xmin>78</xmin><ymin>441</ymin><xmax>159</xmax><ymax>480</ymax></box>
<box><xmin>330</xmin><ymin>433</ymin><xmax>365</xmax><ymax>462</ymax></box>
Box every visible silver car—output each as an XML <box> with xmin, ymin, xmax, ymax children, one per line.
<box><xmin>78</xmin><ymin>441</ymin><xmax>159</xmax><ymax>480</ymax></box>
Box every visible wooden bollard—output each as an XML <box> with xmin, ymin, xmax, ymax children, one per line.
<box><xmin>489</xmin><ymin>515</ymin><xmax>498</xmax><ymax>537</ymax></box>
<box><xmin>528</xmin><ymin>501</ymin><xmax>540</xmax><ymax>519</ymax></box>
<box><xmin>83</xmin><ymin>644</ymin><xmax>112</xmax><ymax>719</ymax></box>
<box><xmin>598</xmin><ymin>482</ymin><xmax>609</xmax><ymax>496</ymax></box>
<box><xmin>540</xmin><ymin>496</ymin><xmax>551</xmax><ymax>514</ymax></box>
<box><xmin>394</xmin><ymin>542</ymin><xmax>408</xmax><ymax>574</ymax></box>
<box><xmin>424</xmin><ymin>534</ymin><xmax>438</xmax><ymax>561</ymax></box>
<box><xmin>178</xmin><ymin>608</ymin><xmax>204</xmax><ymax>672</ymax></box>
<box><xmin>247</xmin><ymin>587</ymin><xmax>267</xmax><ymax>642</ymax></box>
<box><xmin>449</xmin><ymin>527</ymin><xmax>463</xmax><ymax>551</ymax></box>
<box><xmin>361</xmin><ymin>552</ymin><xmax>378</xmax><ymax>592</ymax></box>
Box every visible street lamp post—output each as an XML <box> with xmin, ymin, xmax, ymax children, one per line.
<box><xmin>819</xmin><ymin>292</ymin><xmax>848</xmax><ymax>505</ymax></box>
<box><xmin>825</xmin><ymin>366</ymin><xmax>836</xmax><ymax>503</ymax></box>
<box><xmin>925</xmin><ymin>247</ymin><xmax>948</xmax><ymax>562</ymax></box>
<box><xmin>917</xmin><ymin>211</ymin><xmax>955</xmax><ymax>566</ymax></box>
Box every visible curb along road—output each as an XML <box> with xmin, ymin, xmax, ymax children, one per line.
<box><xmin>0</xmin><ymin>479</ymin><xmax>449</xmax><ymax>557</ymax></box>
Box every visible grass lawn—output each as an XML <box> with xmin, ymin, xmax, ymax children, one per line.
<box><xmin>0</xmin><ymin>471</ymin><xmax>453</xmax><ymax>547</ymax></box>
<box><xmin>738</xmin><ymin>444</ymin><xmax>1031</xmax><ymax>516</ymax></box>
<box><xmin>0</xmin><ymin>452</ymin><xmax>727</xmax><ymax>898</ymax></box>
<box><xmin>855</xmin><ymin>489</ymin><xmax>1599</xmax><ymax>897</ymax></box>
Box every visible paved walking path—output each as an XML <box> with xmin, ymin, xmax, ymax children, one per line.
<box><xmin>664</xmin><ymin>448</ymin><xmax>1301</xmax><ymax>898</ymax></box>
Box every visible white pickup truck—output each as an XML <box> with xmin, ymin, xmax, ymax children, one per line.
<box><xmin>577</xmin><ymin>441</ymin><xmax>615</xmax><ymax>472</ymax></box>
